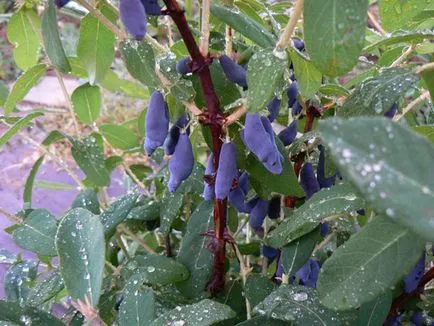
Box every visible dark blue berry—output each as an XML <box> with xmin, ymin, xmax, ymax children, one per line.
<box><xmin>228</xmin><ymin>172</ymin><xmax>250</xmax><ymax>213</ymax></box>
<box><xmin>267</xmin><ymin>97</ymin><xmax>281</xmax><ymax>122</ymax></box>
<box><xmin>55</xmin><ymin>0</ymin><xmax>71</xmax><ymax>7</ymax></box>
<box><xmin>120</xmin><ymin>0</ymin><xmax>147</xmax><ymax>40</ymax></box>
<box><xmin>286</xmin><ymin>81</ymin><xmax>298</xmax><ymax>108</ymax></box>
<box><xmin>278</xmin><ymin>119</ymin><xmax>298</xmax><ymax>146</ymax></box>
<box><xmin>140</xmin><ymin>0</ymin><xmax>161</xmax><ymax>16</ymax></box>
<box><xmin>219</xmin><ymin>55</ymin><xmax>248</xmax><ymax>89</ymax></box>
<box><xmin>163</xmin><ymin>114</ymin><xmax>189</xmax><ymax>155</ymax></box>
<box><xmin>168</xmin><ymin>134</ymin><xmax>194</xmax><ymax>192</ymax></box>
<box><xmin>292</xmin><ymin>101</ymin><xmax>302</xmax><ymax>116</ymax></box>
<box><xmin>215</xmin><ymin>142</ymin><xmax>238</xmax><ymax>199</ymax></box>
<box><xmin>268</xmin><ymin>196</ymin><xmax>281</xmax><ymax>219</ymax></box>
<box><xmin>145</xmin><ymin>91</ymin><xmax>169</xmax><ymax>155</ymax></box>
<box><xmin>249</xmin><ymin>197</ymin><xmax>268</xmax><ymax>230</ymax></box>
<box><xmin>296</xmin><ymin>258</ymin><xmax>321</xmax><ymax>288</ymax></box>
<box><xmin>384</xmin><ymin>103</ymin><xmax>398</xmax><ymax>119</ymax></box>
<box><xmin>317</xmin><ymin>145</ymin><xmax>336</xmax><ymax>189</ymax></box>
<box><xmin>263</xmin><ymin>245</ymin><xmax>279</xmax><ymax>263</ymax></box>
<box><xmin>176</xmin><ymin>56</ymin><xmax>192</xmax><ymax>75</ymax></box>
<box><xmin>293</xmin><ymin>39</ymin><xmax>305</xmax><ymax>51</ymax></box>
<box><xmin>320</xmin><ymin>223</ymin><xmax>329</xmax><ymax>237</ymax></box>
<box><xmin>300</xmin><ymin>163</ymin><xmax>320</xmax><ymax>200</ymax></box>
<box><xmin>203</xmin><ymin>154</ymin><xmax>215</xmax><ymax>201</ymax></box>
<box><xmin>410</xmin><ymin>312</ymin><xmax>424</xmax><ymax>326</ymax></box>
<box><xmin>404</xmin><ymin>253</ymin><xmax>425</xmax><ymax>293</ymax></box>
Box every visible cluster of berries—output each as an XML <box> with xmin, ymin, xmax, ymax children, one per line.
<box><xmin>119</xmin><ymin>0</ymin><xmax>162</xmax><ymax>40</ymax></box>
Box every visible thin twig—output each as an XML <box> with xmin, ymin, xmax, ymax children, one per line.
<box><xmin>122</xmin><ymin>163</ymin><xmax>153</xmax><ymax>197</ymax></box>
<box><xmin>393</xmin><ymin>90</ymin><xmax>430</xmax><ymax>121</ymax></box>
<box><xmin>183</xmin><ymin>101</ymin><xmax>203</xmax><ymax>116</ymax></box>
<box><xmin>200</xmin><ymin>0</ymin><xmax>211</xmax><ymax>56</ymax></box>
<box><xmin>390</xmin><ymin>44</ymin><xmax>415</xmax><ymax>67</ymax></box>
<box><xmin>0</xmin><ymin>207</ymin><xmax>23</xmax><ymax>224</ymax></box>
<box><xmin>54</xmin><ymin>70</ymin><xmax>80</xmax><ymax>136</ymax></box>
<box><xmin>415</xmin><ymin>62</ymin><xmax>434</xmax><ymax>74</ymax></box>
<box><xmin>225</xmin><ymin>26</ymin><xmax>233</xmax><ymax>56</ymax></box>
<box><xmin>231</xmin><ymin>239</ymin><xmax>252</xmax><ymax>319</ymax></box>
<box><xmin>312</xmin><ymin>233</ymin><xmax>334</xmax><ymax>256</ymax></box>
<box><xmin>118</xmin><ymin>224</ymin><xmax>156</xmax><ymax>254</ymax></box>
<box><xmin>275</xmin><ymin>0</ymin><xmax>304</xmax><ymax>50</ymax></box>
<box><xmin>367</xmin><ymin>10</ymin><xmax>386</xmax><ymax>35</ymax></box>
<box><xmin>166</xmin><ymin>16</ymin><xmax>174</xmax><ymax>47</ymax></box>
<box><xmin>224</xmin><ymin>102</ymin><xmax>248</xmax><ymax>126</ymax></box>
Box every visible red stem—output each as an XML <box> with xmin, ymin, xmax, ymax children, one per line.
<box><xmin>162</xmin><ymin>0</ymin><xmax>227</xmax><ymax>295</ymax></box>
<box><xmin>385</xmin><ymin>266</ymin><xmax>434</xmax><ymax>324</ymax></box>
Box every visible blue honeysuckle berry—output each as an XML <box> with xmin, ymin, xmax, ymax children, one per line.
<box><xmin>384</xmin><ymin>103</ymin><xmax>398</xmax><ymax>119</ymax></box>
<box><xmin>268</xmin><ymin>195</ymin><xmax>281</xmax><ymax>219</ymax></box>
<box><xmin>263</xmin><ymin>245</ymin><xmax>279</xmax><ymax>263</ymax></box>
<box><xmin>275</xmin><ymin>256</ymin><xmax>284</xmax><ymax>284</ymax></box>
<box><xmin>410</xmin><ymin>312</ymin><xmax>424</xmax><ymax>326</ymax></box>
<box><xmin>145</xmin><ymin>91</ymin><xmax>169</xmax><ymax>155</ymax></box>
<box><xmin>267</xmin><ymin>97</ymin><xmax>281</xmax><ymax>122</ymax></box>
<box><xmin>278</xmin><ymin>119</ymin><xmax>298</xmax><ymax>146</ymax></box>
<box><xmin>292</xmin><ymin>100</ymin><xmax>302</xmax><ymax>116</ymax></box>
<box><xmin>241</xmin><ymin>113</ymin><xmax>283</xmax><ymax>175</ymax></box>
<box><xmin>163</xmin><ymin>114</ymin><xmax>189</xmax><ymax>155</ymax></box>
<box><xmin>55</xmin><ymin>0</ymin><xmax>71</xmax><ymax>7</ymax></box>
<box><xmin>249</xmin><ymin>197</ymin><xmax>269</xmax><ymax>230</ymax></box>
<box><xmin>120</xmin><ymin>0</ymin><xmax>147</xmax><ymax>41</ymax></box>
<box><xmin>386</xmin><ymin>314</ymin><xmax>402</xmax><ymax>326</ymax></box>
<box><xmin>238</xmin><ymin>171</ymin><xmax>249</xmax><ymax>194</ymax></box>
<box><xmin>357</xmin><ymin>208</ymin><xmax>366</xmax><ymax>215</ymax></box>
<box><xmin>296</xmin><ymin>258</ymin><xmax>321</xmax><ymax>288</ymax></box>
<box><xmin>176</xmin><ymin>56</ymin><xmax>192</xmax><ymax>75</ymax></box>
<box><xmin>203</xmin><ymin>154</ymin><xmax>215</xmax><ymax>201</ymax></box>
<box><xmin>320</xmin><ymin>223</ymin><xmax>329</xmax><ymax>237</ymax></box>
<box><xmin>317</xmin><ymin>144</ymin><xmax>336</xmax><ymax>189</ymax></box>
<box><xmin>300</xmin><ymin>162</ymin><xmax>320</xmax><ymax>200</ymax></box>
<box><xmin>404</xmin><ymin>252</ymin><xmax>425</xmax><ymax>293</ymax></box>
<box><xmin>168</xmin><ymin>133</ymin><xmax>194</xmax><ymax>192</ymax></box>
<box><xmin>215</xmin><ymin>142</ymin><xmax>238</xmax><ymax>200</ymax></box>
<box><xmin>219</xmin><ymin>55</ymin><xmax>248</xmax><ymax>89</ymax></box>
<box><xmin>228</xmin><ymin>172</ymin><xmax>250</xmax><ymax>213</ymax></box>
<box><xmin>140</xmin><ymin>0</ymin><xmax>162</xmax><ymax>16</ymax></box>
<box><xmin>286</xmin><ymin>81</ymin><xmax>298</xmax><ymax>108</ymax></box>
<box><xmin>293</xmin><ymin>39</ymin><xmax>305</xmax><ymax>52</ymax></box>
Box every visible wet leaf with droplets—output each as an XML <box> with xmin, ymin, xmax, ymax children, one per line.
<box><xmin>159</xmin><ymin>192</ymin><xmax>184</xmax><ymax>236</ymax></box>
<box><xmin>320</xmin><ymin>117</ymin><xmax>434</xmax><ymax>240</ymax></box>
<box><xmin>379</xmin><ymin>0</ymin><xmax>430</xmax><ymax>31</ymax></box>
<box><xmin>56</xmin><ymin>208</ymin><xmax>105</xmax><ymax>306</ymax></box>
<box><xmin>265</xmin><ymin>184</ymin><xmax>365</xmax><ymax>248</ymax></box>
<box><xmin>27</xmin><ymin>271</ymin><xmax>65</xmax><ymax>307</ymax></box>
<box><xmin>0</xmin><ymin>300</ymin><xmax>64</xmax><ymax>326</ymax></box>
<box><xmin>317</xmin><ymin>216</ymin><xmax>424</xmax><ymax>310</ymax></box>
<box><xmin>152</xmin><ymin>299</ymin><xmax>236</xmax><ymax>326</ymax></box>
<box><xmin>100</xmin><ymin>193</ymin><xmax>138</xmax><ymax>238</ymax></box>
<box><xmin>289</xmin><ymin>49</ymin><xmax>322</xmax><ymax>99</ymax></box>
<box><xmin>357</xmin><ymin>291</ymin><xmax>392</xmax><ymax>326</ymax></box>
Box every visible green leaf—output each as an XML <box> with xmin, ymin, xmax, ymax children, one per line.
<box><xmin>304</xmin><ymin>0</ymin><xmax>368</xmax><ymax>76</ymax></box>
<box><xmin>56</xmin><ymin>207</ymin><xmax>105</xmax><ymax>306</ymax></box>
<box><xmin>42</xmin><ymin>0</ymin><xmax>71</xmax><ymax>73</ymax></box>
<box><xmin>265</xmin><ymin>184</ymin><xmax>364</xmax><ymax>248</ymax></box>
<box><xmin>236</xmin><ymin>316</ymin><xmax>289</xmax><ymax>325</ymax></box>
<box><xmin>421</xmin><ymin>70</ymin><xmax>434</xmax><ymax>102</ymax></box>
<box><xmin>245</xmin><ymin>274</ymin><xmax>277</xmax><ymax>308</ymax></box>
<box><xmin>0</xmin><ymin>81</ymin><xmax>9</xmax><ymax>106</ymax></box>
<box><xmin>27</xmin><ymin>271</ymin><xmax>65</xmax><ymax>306</ymax></box>
<box><xmin>127</xmin><ymin>199</ymin><xmax>160</xmax><ymax>221</ymax></box>
<box><xmin>289</xmin><ymin>49</ymin><xmax>322</xmax><ymax>99</ymax></box>
<box><xmin>281</xmin><ymin>229</ymin><xmax>318</xmax><ymax>276</ymax></box>
<box><xmin>5</xmin><ymin>261</ymin><xmax>38</xmax><ymax>303</ymax></box>
<box><xmin>210</xmin><ymin>4</ymin><xmax>275</xmax><ymax>48</ymax></box>
<box><xmin>120</xmin><ymin>40</ymin><xmax>159</xmax><ymax>89</ymax></box>
<box><xmin>76</xmin><ymin>4</ymin><xmax>116</xmax><ymax>84</ymax></box>
<box><xmin>6</xmin><ymin>8</ymin><xmax>41</xmax><ymax>71</ymax></box>
<box><xmin>72</xmin><ymin>189</ymin><xmax>100</xmax><ymax>215</ymax></box>
<box><xmin>357</xmin><ymin>291</ymin><xmax>392</xmax><ymax>326</ymax></box>
<box><xmin>119</xmin><ymin>276</ymin><xmax>155</xmax><ymax>326</ymax></box>
<box><xmin>363</xmin><ymin>30</ymin><xmax>434</xmax><ymax>53</ymax></box>
<box><xmin>159</xmin><ymin>192</ymin><xmax>184</xmax><ymax>235</ymax></box>
<box><xmin>247</xmin><ymin>49</ymin><xmax>286</xmax><ymax>113</ymax></box>
<box><xmin>71</xmin><ymin>136</ymin><xmax>110</xmax><ymax>187</ymax></box>
<box><xmin>152</xmin><ymin>299</ymin><xmax>236</xmax><ymax>326</ymax></box>
<box><xmin>246</xmin><ymin>136</ymin><xmax>304</xmax><ymax>199</ymax></box>
<box><xmin>170</xmin><ymin>79</ymin><xmax>196</xmax><ymax>102</ymax></box>
<box><xmin>23</xmin><ymin>155</ymin><xmax>44</xmax><ymax>208</ymax></box>
<box><xmin>122</xmin><ymin>255</ymin><xmax>189</xmax><ymax>285</ymax></box>
<box><xmin>13</xmin><ymin>209</ymin><xmax>57</xmax><ymax>256</ymax></box>
<box><xmin>100</xmin><ymin>124</ymin><xmax>141</xmax><ymax>150</ymax></box>
<box><xmin>319</xmin><ymin>84</ymin><xmax>350</xmax><ymax>97</ymax></box>
<box><xmin>100</xmin><ymin>193</ymin><xmax>138</xmax><ymax>238</ymax></box>
<box><xmin>41</xmin><ymin>130</ymin><xmax>65</xmax><ymax>146</ymax></box>
<box><xmin>379</xmin><ymin>0</ymin><xmax>429</xmax><ymax>31</ymax></box>
<box><xmin>0</xmin><ymin>112</ymin><xmax>44</xmax><ymax>147</ymax></box>
<box><xmin>0</xmin><ymin>300</ymin><xmax>64</xmax><ymax>326</ymax></box>
<box><xmin>71</xmin><ymin>83</ymin><xmax>101</xmax><ymax>124</ymax></box>
<box><xmin>176</xmin><ymin>201</ymin><xmax>214</xmax><ymax>298</ymax></box>
<box><xmin>253</xmin><ymin>285</ymin><xmax>341</xmax><ymax>325</ymax></box>
<box><xmin>414</xmin><ymin>125</ymin><xmax>434</xmax><ymax>144</ymax></box>
<box><xmin>338</xmin><ymin>68</ymin><xmax>420</xmax><ymax>117</ymax></box>
<box><xmin>317</xmin><ymin>216</ymin><xmax>424</xmax><ymax>310</ymax></box>
<box><xmin>320</xmin><ymin>117</ymin><xmax>434</xmax><ymax>241</ymax></box>
<box><xmin>3</xmin><ymin>64</ymin><xmax>47</xmax><ymax>116</ymax></box>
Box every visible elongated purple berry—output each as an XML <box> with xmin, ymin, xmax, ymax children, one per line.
<box><xmin>293</xmin><ymin>39</ymin><xmax>305</xmax><ymax>52</ymax></box>
<box><xmin>176</xmin><ymin>57</ymin><xmax>192</xmax><ymax>75</ymax></box>
<box><xmin>219</xmin><ymin>55</ymin><xmax>248</xmax><ymax>89</ymax></box>
<box><xmin>168</xmin><ymin>134</ymin><xmax>194</xmax><ymax>192</ymax></box>
<box><xmin>249</xmin><ymin>197</ymin><xmax>269</xmax><ymax>230</ymax></box>
<box><xmin>275</xmin><ymin>256</ymin><xmax>284</xmax><ymax>284</ymax></box>
<box><xmin>404</xmin><ymin>253</ymin><xmax>425</xmax><ymax>293</ymax></box>
<box><xmin>215</xmin><ymin>142</ymin><xmax>238</xmax><ymax>199</ymax></box>
<box><xmin>203</xmin><ymin>154</ymin><xmax>215</xmax><ymax>200</ymax></box>
<box><xmin>145</xmin><ymin>91</ymin><xmax>169</xmax><ymax>155</ymax></box>
<box><xmin>241</xmin><ymin>113</ymin><xmax>283</xmax><ymax>174</ymax></box>
<box><xmin>286</xmin><ymin>81</ymin><xmax>298</xmax><ymax>107</ymax></box>
<box><xmin>140</xmin><ymin>0</ymin><xmax>161</xmax><ymax>16</ymax></box>
<box><xmin>320</xmin><ymin>223</ymin><xmax>329</xmax><ymax>237</ymax></box>
<box><xmin>317</xmin><ymin>145</ymin><xmax>336</xmax><ymax>188</ymax></box>
<box><xmin>239</xmin><ymin>171</ymin><xmax>249</xmax><ymax>194</ymax></box>
<box><xmin>300</xmin><ymin>163</ymin><xmax>320</xmax><ymax>200</ymax></box>
<box><xmin>296</xmin><ymin>258</ymin><xmax>321</xmax><ymax>288</ymax></box>
<box><xmin>267</xmin><ymin>97</ymin><xmax>281</xmax><ymax>122</ymax></box>
<box><xmin>263</xmin><ymin>245</ymin><xmax>278</xmax><ymax>263</ymax></box>
<box><xmin>278</xmin><ymin>120</ymin><xmax>298</xmax><ymax>146</ymax></box>
<box><xmin>120</xmin><ymin>0</ymin><xmax>147</xmax><ymax>40</ymax></box>
<box><xmin>268</xmin><ymin>196</ymin><xmax>280</xmax><ymax>219</ymax></box>
<box><xmin>384</xmin><ymin>103</ymin><xmax>397</xmax><ymax>119</ymax></box>
<box><xmin>410</xmin><ymin>312</ymin><xmax>424</xmax><ymax>326</ymax></box>
<box><xmin>228</xmin><ymin>172</ymin><xmax>250</xmax><ymax>213</ymax></box>
<box><xmin>55</xmin><ymin>0</ymin><xmax>71</xmax><ymax>7</ymax></box>
<box><xmin>292</xmin><ymin>101</ymin><xmax>302</xmax><ymax>116</ymax></box>
<box><xmin>163</xmin><ymin>114</ymin><xmax>189</xmax><ymax>155</ymax></box>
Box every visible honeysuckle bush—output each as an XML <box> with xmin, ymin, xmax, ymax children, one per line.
<box><xmin>1</xmin><ymin>0</ymin><xmax>434</xmax><ymax>324</ymax></box>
